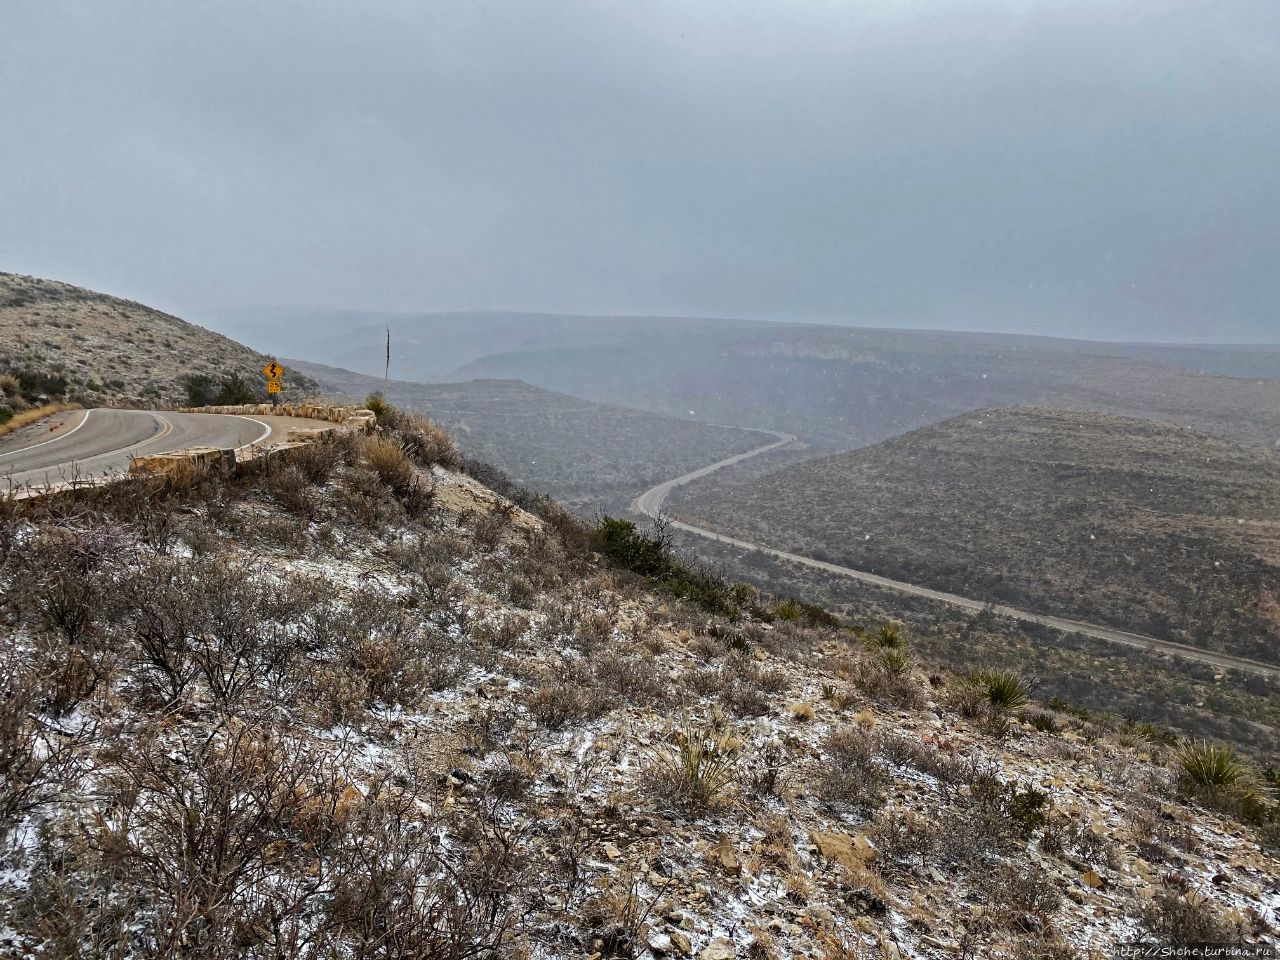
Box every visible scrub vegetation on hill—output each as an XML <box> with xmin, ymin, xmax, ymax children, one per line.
<box><xmin>1</xmin><ymin>405</ymin><xmax>1276</xmax><ymax>959</ymax></box>
<box><xmin>0</xmin><ymin>273</ymin><xmax>317</xmax><ymax>408</ymax></box>
<box><xmin>295</xmin><ymin>360</ymin><xmax>773</xmax><ymax>515</ymax></box>
<box><xmin>672</xmin><ymin>406</ymin><xmax>1280</xmax><ymax>665</ymax></box>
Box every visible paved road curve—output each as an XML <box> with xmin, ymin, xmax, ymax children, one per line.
<box><xmin>633</xmin><ymin>432</ymin><xmax>1280</xmax><ymax>681</ymax></box>
<box><xmin>0</xmin><ymin>408</ymin><xmax>328</xmax><ymax>495</ymax></box>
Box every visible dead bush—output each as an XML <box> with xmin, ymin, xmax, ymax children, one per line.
<box><xmin>89</xmin><ymin>723</ymin><xmax>317</xmax><ymax>955</ymax></box>
<box><xmin>592</xmin><ymin>651</ymin><xmax>662</xmax><ymax>706</ymax></box>
<box><xmin>265</xmin><ymin>463</ymin><xmax>317</xmax><ymax>518</ymax></box>
<box><xmin>1136</xmin><ymin>881</ymin><xmax>1247</xmax><ymax>944</ymax></box>
<box><xmin>0</xmin><ymin>656</ymin><xmax>84</xmax><ymax>841</ymax></box>
<box><xmin>390</xmin><ymin>410</ymin><xmax>461</xmax><ymax>470</ymax></box>
<box><xmin>527</xmin><ymin>664</ymin><xmax>608</xmax><ymax>730</ymax></box>
<box><xmin>323</xmin><ymin>788</ymin><xmax>524</xmax><ymax>958</ymax></box>
<box><xmin>820</xmin><ymin>727</ymin><xmax>888</xmax><ymax>812</ymax></box>
<box><xmin>875</xmin><ymin>732</ymin><xmax>965</xmax><ymax>785</ymax></box>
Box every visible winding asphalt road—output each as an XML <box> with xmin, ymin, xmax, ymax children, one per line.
<box><xmin>0</xmin><ymin>409</ymin><xmax>328</xmax><ymax>495</ymax></box>
<box><xmin>633</xmin><ymin>432</ymin><xmax>1280</xmax><ymax>681</ymax></box>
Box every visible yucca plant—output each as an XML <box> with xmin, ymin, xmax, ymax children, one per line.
<box><xmin>971</xmin><ymin>668</ymin><xmax>1032</xmax><ymax>711</ymax></box>
<box><xmin>653</xmin><ymin>720</ymin><xmax>740</xmax><ymax>812</ymax></box>
<box><xmin>878</xmin><ymin>646</ymin><xmax>914</xmax><ymax>678</ymax></box>
<box><xmin>1175</xmin><ymin>740</ymin><xmax>1245</xmax><ymax>789</ymax></box>
<box><xmin>1175</xmin><ymin>741</ymin><xmax>1277</xmax><ymax>824</ymax></box>
<box><xmin>872</xmin><ymin>622</ymin><xmax>906</xmax><ymax>649</ymax></box>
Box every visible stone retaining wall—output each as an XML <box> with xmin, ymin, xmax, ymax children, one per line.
<box><xmin>128</xmin><ymin>404</ymin><xmax>376</xmax><ymax>480</ymax></box>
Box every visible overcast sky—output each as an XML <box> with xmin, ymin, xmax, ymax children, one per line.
<box><xmin>2</xmin><ymin>1</ymin><xmax>1277</xmax><ymax>342</ymax></box>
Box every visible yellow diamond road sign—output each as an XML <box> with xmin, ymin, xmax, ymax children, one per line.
<box><xmin>263</xmin><ymin>361</ymin><xmax>284</xmax><ymax>380</ymax></box>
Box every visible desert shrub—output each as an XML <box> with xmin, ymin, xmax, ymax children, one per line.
<box><xmin>769</xmin><ymin>598</ymin><xmax>839</xmax><ymax>628</ymax></box>
<box><xmin>1135</xmin><ymin>882</ymin><xmax>1246</xmax><ymax>944</ymax></box>
<box><xmin>390</xmin><ymin>410</ymin><xmax>461</xmax><ymax>470</ymax></box>
<box><xmin>593</xmin><ymin>516</ymin><xmax>747</xmax><ymax>616</ymax></box>
<box><xmin>363</xmin><ymin>436</ymin><xmax>416</xmax><ymax>493</ymax></box>
<box><xmin>869</xmin><ymin>622</ymin><xmax>906</xmax><ymax>649</ymax></box>
<box><xmin>854</xmin><ymin>651</ymin><xmax>924</xmax><ymax>709</ymax></box>
<box><xmin>1175</xmin><ymin>740</ymin><xmax>1246</xmax><ymax>790</ymax></box>
<box><xmin>181</xmin><ymin>371</ymin><xmax>260</xmax><ymax>406</ymax></box>
<box><xmin>341</xmin><ymin>590</ymin><xmax>465</xmax><ymax>708</ymax></box>
<box><xmin>0</xmin><ymin>656</ymin><xmax>84</xmax><ymax>841</ymax></box>
<box><xmin>339</xmin><ymin>465</ymin><xmax>405</xmax><ymax>528</ymax></box>
<box><xmin>288</xmin><ymin>437</ymin><xmax>345</xmax><ymax>483</ymax></box>
<box><xmin>978</xmin><ymin>862</ymin><xmax>1063</xmax><ymax>930</ymax></box>
<box><xmin>9</xmin><ymin>524</ymin><xmax>119</xmax><ymax>647</ymax></box>
<box><xmin>1026</xmin><ymin>710</ymin><xmax>1061</xmax><ymax>734</ymax></box>
<box><xmin>363</xmin><ymin>392</ymin><xmax>393</xmax><ymax>424</ymax></box>
<box><xmin>13</xmin><ymin>366</ymin><xmax>69</xmax><ymax>401</ymax></box>
<box><xmin>716</xmin><ymin>652</ymin><xmax>786</xmax><ymax>718</ymax></box>
<box><xmin>593</xmin><ymin>652</ymin><xmax>662</xmax><ymax>706</ymax></box>
<box><xmin>870</xmin><ymin>810</ymin><xmax>940</xmax><ymax>870</ymax></box>
<box><xmin>971</xmin><ymin>668</ymin><xmax>1032</xmax><ymax>711</ymax></box>
<box><xmin>1173</xmin><ymin>740</ymin><xmax>1276</xmax><ymax>825</ymax></box>
<box><xmin>86</xmin><ymin>723</ymin><xmax>315</xmax><ymax>953</ymax></box>
<box><xmin>874</xmin><ymin>732</ymin><xmax>964</xmax><ymax>785</ymax></box>
<box><xmin>265</xmin><ymin>463</ymin><xmax>316</xmax><ymax>517</ymax></box>
<box><xmin>322</xmin><ymin>790</ymin><xmax>526</xmax><ymax>958</ymax></box>
<box><xmin>650</xmin><ymin>720</ymin><xmax>740</xmax><ymax>814</ymax></box>
<box><xmin>820</xmin><ymin>727</ymin><xmax>888</xmax><ymax>811</ymax></box>
<box><xmin>526</xmin><ymin>664</ymin><xmax>608</xmax><ymax>730</ymax></box>
<box><xmin>461</xmin><ymin>457</ymin><xmax>592</xmax><ymax>556</ymax></box>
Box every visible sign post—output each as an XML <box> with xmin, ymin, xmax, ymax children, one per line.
<box><xmin>263</xmin><ymin>361</ymin><xmax>284</xmax><ymax>407</ymax></box>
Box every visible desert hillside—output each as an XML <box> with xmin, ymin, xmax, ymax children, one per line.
<box><xmin>216</xmin><ymin>308</ymin><xmax>1280</xmax><ymax>450</ymax></box>
<box><xmin>292</xmin><ymin>359</ymin><xmax>777</xmax><ymax>514</ymax></box>
<box><xmin>1</xmin><ymin>407</ymin><xmax>1276</xmax><ymax>958</ymax></box>
<box><xmin>0</xmin><ymin>273</ymin><xmax>316</xmax><ymax>408</ymax></box>
<box><xmin>672</xmin><ymin>407</ymin><xmax>1280</xmax><ymax>664</ymax></box>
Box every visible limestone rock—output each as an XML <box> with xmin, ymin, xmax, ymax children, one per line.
<box><xmin>668</xmin><ymin>930</ymin><xmax>693</xmax><ymax>956</ymax></box>
<box><xmin>810</xmin><ymin>830</ymin><xmax>876</xmax><ymax>870</ymax></box>
<box><xmin>706</xmin><ymin>839</ymin><xmax>742</xmax><ymax>876</ymax></box>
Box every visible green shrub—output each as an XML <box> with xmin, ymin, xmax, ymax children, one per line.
<box><xmin>364</xmin><ymin>392</ymin><xmax>393</xmax><ymax>425</ymax></box>
<box><xmin>770</xmin><ymin>598</ymin><xmax>839</xmax><ymax>628</ymax></box>
<box><xmin>592</xmin><ymin>516</ymin><xmax>742</xmax><ymax>616</ymax></box>
<box><xmin>971</xmin><ymin>668</ymin><xmax>1032</xmax><ymax>711</ymax></box>
<box><xmin>871</xmin><ymin>622</ymin><xmax>906</xmax><ymax>649</ymax></box>
<box><xmin>1026</xmin><ymin>711</ymin><xmax>1061</xmax><ymax>734</ymax></box>
<box><xmin>1175</xmin><ymin>740</ymin><xmax>1245</xmax><ymax>790</ymax></box>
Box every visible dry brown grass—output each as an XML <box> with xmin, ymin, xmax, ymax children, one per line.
<box><xmin>0</xmin><ymin>401</ymin><xmax>78</xmax><ymax>439</ymax></box>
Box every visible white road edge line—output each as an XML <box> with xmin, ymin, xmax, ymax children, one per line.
<box><xmin>231</xmin><ymin>416</ymin><xmax>274</xmax><ymax>452</ymax></box>
<box><xmin>0</xmin><ymin>408</ymin><xmax>92</xmax><ymax>460</ymax></box>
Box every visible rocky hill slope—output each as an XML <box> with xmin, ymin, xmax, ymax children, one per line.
<box><xmin>0</xmin><ymin>410</ymin><xmax>1275</xmax><ymax>958</ymax></box>
<box><xmin>0</xmin><ymin>273</ymin><xmax>316</xmax><ymax>407</ymax></box>
<box><xmin>292</xmin><ymin>359</ymin><xmax>775</xmax><ymax>514</ymax></box>
<box><xmin>671</xmin><ymin>407</ymin><xmax>1280</xmax><ymax>665</ymax></box>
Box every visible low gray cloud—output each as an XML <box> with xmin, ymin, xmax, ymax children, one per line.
<box><xmin>2</xmin><ymin>0</ymin><xmax>1277</xmax><ymax>342</ymax></box>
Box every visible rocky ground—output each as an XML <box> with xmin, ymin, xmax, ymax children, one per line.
<box><xmin>0</xmin><ymin>417</ymin><xmax>1275</xmax><ymax>958</ymax></box>
<box><xmin>0</xmin><ymin>273</ymin><xmax>316</xmax><ymax>407</ymax></box>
